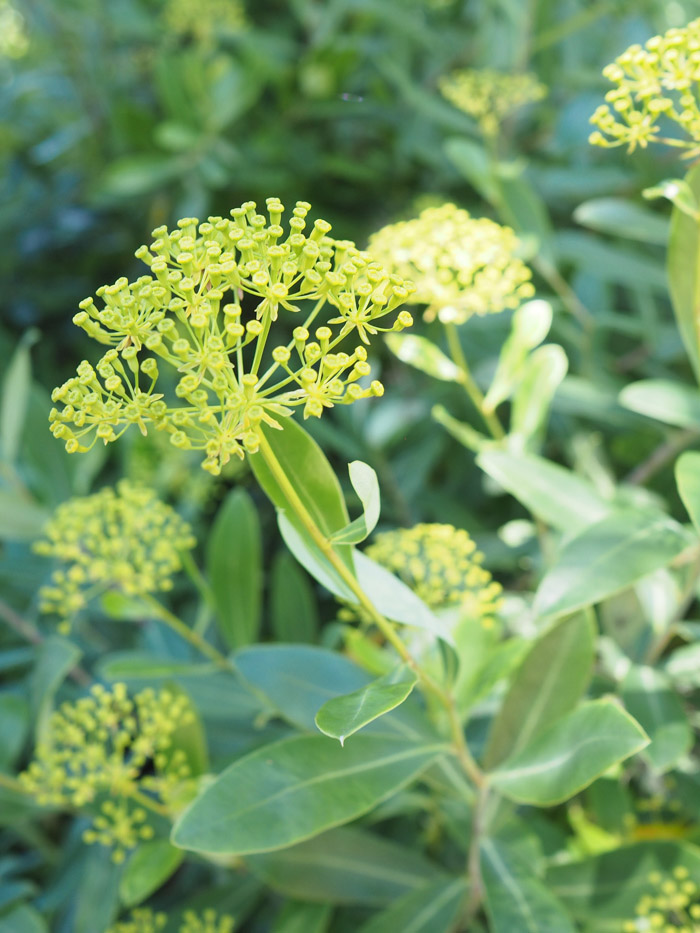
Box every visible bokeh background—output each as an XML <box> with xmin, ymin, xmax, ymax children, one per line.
<box><xmin>2</xmin><ymin>0</ymin><xmax>699</xmax><ymax>603</ymax></box>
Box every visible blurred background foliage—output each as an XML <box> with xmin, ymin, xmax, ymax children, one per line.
<box><xmin>4</xmin><ymin>0</ymin><xmax>700</xmax><ymax>929</ymax></box>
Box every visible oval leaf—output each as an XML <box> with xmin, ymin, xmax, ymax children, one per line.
<box><xmin>574</xmin><ymin>197</ymin><xmax>669</xmax><ymax>245</ymax></box>
<box><xmin>206</xmin><ymin>488</ymin><xmax>262</xmax><ymax>650</ymax></box>
<box><xmin>119</xmin><ymin>840</ymin><xmax>183</xmax><ymax>906</ymax></box>
<box><xmin>667</xmin><ymin>162</ymin><xmax>700</xmax><ymax>381</ymax></box>
<box><xmin>331</xmin><ymin>460</ymin><xmax>381</xmax><ymax>545</ymax></box>
<box><xmin>619</xmin><ymin>379</ymin><xmax>700</xmax><ymax>428</ymax></box>
<box><xmin>481</xmin><ymin>839</ymin><xmax>576</xmax><ymax>933</ymax></box>
<box><xmin>490</xmin><ymin>699</ymin><xmax>649</xmax><ymax>806</ymax></box>
<box><xmin>534</xmin><ymin>510</ymin><xmax>689</xmax><ymax>619</ymax></box>
<box><xmin>484</xmin><ymin>612</ymin><xmax>596</xmax><ymax>769</ymax></box>
<box><xmin>385</xmin><ymin>333</ymin><xmax>461</xmax><ymax>382</ymax></box>
<box><xmin>315</xmin><ymin>669</ymin><xmax>418</xmax><ymax>744</ymax></box>
<box><xmin>676</xmin><ymin>450</ymin><xmax>700</xmax><ymax>535</ymax></box>
<box><xmin>171</xmin><ymin>734</ymin><xmax>446</xmax><ymax>855</ymax></box>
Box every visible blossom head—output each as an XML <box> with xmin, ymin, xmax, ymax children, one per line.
<box><xmin>368</xmin><ymin>204</ymin><xmax>534</xmax><ymax>324</ymax></box>
<box><xmin>622</xmin><ymin>867</ymin><xmax>700</xmax><ymax>931</ymax></box>
<box><xmin>163</xmin><ymin>0</ymin><xmax>246</xmax><ymax>44</ymax></box>
<box><xmin>50</xmin><ymin>199</ymin><xmax>415</xmax><ymax>474</ymax></box>
<box><xmin>439</xmin><ymin>68</ymin><xmax>545</xmax><ymax>137</ymax></box>
<box><xmin>590</xmin><ymin>19</ymin><xmax>700</xmax><ymax>155</ymax></box>
<box><xmin>108</xmin><ymin>909</ymin><xmax>234</xmax><ymax>933</ymax></box>
<box><xmin>366</xmin><ymin>523</ymin><xmax>503</xmax><ymax>627</ymax></box>
<box><xmin>20</xmin><ymin>683</ymin><xmax>195</xmax><ymax>861</ymax></box>
<box><xmin>34</xmin><ymin>481</ymin><xmax>195</xmax><ymax>632</ymax></box>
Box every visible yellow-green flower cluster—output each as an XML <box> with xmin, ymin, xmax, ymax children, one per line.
<box><xmin>366</xmin><ymin>523</ymin><xmax>503</xmax><ymax>627</ymax></box>
<box><xmin>368</xmin><ymin>204</ymin><xmax>534</xmax><ymax>325</ymax></box>
<box><xmin>50</xmin><ymin>199</ymin><xmax>415</xmax><ymax>474</ymax></box>
<box><xmin>439</xmin><ymin>68</ymin><xmax>546</xmax><ymax>137</ymax></box>
<box><xmin>107</xmin><ymin>909</ymin><xmax>235</xmax><ymax>933</ymax></box>
<box><xmin>20</xmin><ymin>683</ymin><xmax>194</xmax><ymax>862</ymax></box>
<box><xmin>590</xmin><ymin>19</ymin><xmax>700</xmax><ymax>155</ymax></box>
<box><xmin>623</xmin><ymin>867</ymin><xmax>700</xmax><ymax>932</ymax></box>
<box><xmin>163</xmin><ymin>0</ymin><xmax>246</xmax><ymax>45</ymax></box>
<box><xmin>34</xmin><ymin>481</ymin><xmax>195</xmax><ymax>632</ymax></box>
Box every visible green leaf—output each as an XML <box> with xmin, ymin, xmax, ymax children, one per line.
<box><xmin>619</xmin><ymin>379</ymin><xmax>700</xmax><ymax>428</ymax></box>
<box><xmin>0</xmin><ymin>693</ymin><xmax>29</xmax><ymax>770</ymax></box>
<box><xmin>444</xmin><ymin>137</ymin><xmax>498</xmax><ymax>202</ymax></box>
<box><xmin>99</xmin><ymin>591</ymin><xmax>151</xmax><ymax>621</ymax></box>
<box><xmin>358</xmin><ymin>878</ymin><xmax>466</xmax><ymax>933</ymax></box>
<box><xmin>498</xmin><ymin>171</ymin><xmax>556</xmax><ymax>267</ymax></box>
<box><xmin>1</xmin><ymin>330</ymin><xmax>38</xmax><ymax>465</ymax></box>
<box><xmin>547</xmin><ymin>841</ymin><xmax>700</xmax><ymax>925</ymax></box>
<box><xmin>573</xmin><ymin>197</ymin><xmax>670</xmax><ymax>245</ymax></box>
<box><xmin>119</xmin><ymin>840</ymin><xmax>183</xmax><ymax>906</ymax></box>
<box><xmin>233</xmin><ymin>644</ymin><xmax>432</xmax><ymax>740</ymax></box>
<box><xmin>330</xmin><ymin>461</ymin><xmax>381</xmax><ymax>545</ymax></box>
<box><xmin>278</xmin><ymin>513</ymin><xmax>355</xmax><ymax>601</ymax></box>
<box><xmin>644</xmin><ymin>178</ymin><xmax>698</xmax><ymax>218</ymax></box>
<box><xmin>354</xmin><ymin>551</ymin><xmax>454</xmax><ymax>645</ymax></box>
<box><xmin>270</xmin><ymin>550</ymin><xmax>320</xmax><ymax>643</ymax></box>
<box><xmin>481</xmin><ymin>839</ymin><xmax>576</xmax><ymax>933</ymax></box>
<box><xmin>171</xmin><ymin>735</ymin><xmax>446</xmax><ymax>855</ymax></box>
<box><xmin>621</xmin><ymin>665</ymin><xmax>692</xmax><ymax>772</ymax></box>
<box><xmin>206</xmin><ymin>488</ymin><xmax>262</xmax><ymax>650</ymax></box>
<box><xmin>668</xmin><ymin>162</ymin><xmax>700</xmax><ymax>381</ymax></box>
<box><xmin>0</xmin><ymin>490</ymin><xmax>49</xmax><ymax>542</ymax></box>
<box><xmin>477</xmin><ymin>449</ymin><xmax>609</xmax><ymax>534</ymax></box>
<box><xmin>248</xmin><ymin>826</ymin><xmax>445</xmax><ymax>906</ymax></box>
<box><xmin>97</xmin><ymin>155</ymin><xmax>180</xmax><ymax>198</ymax></box>
<box><xmin>676</xmin><ymin>451</ymin><xmax>700</xmax><ymax>534</ymax></box>
<box><xmin>665</xmin><ymin>642</ymin><xmax>700</xmax><ymax>688</ymax></box>
<box><xmin>0</xmin><ymin>905</ymin><xmax>47</xmax><ymax>933</ymax></box>
<box><xmin>533</xmin><ymin>510</ymin><xmax>688</xmax><ymax>619</ymax></box>
<box><xmin>490</xmin><ymin>699</ymin><xmax>649</xmax><ymax>806</ymax></box>
<box><xmin>271</xmin><ymin>902</ymin><xmax>332</xmax><ymax>933</ymax></box>
<box><xmin>30</xmin><ymin>636</ymin><xmax>82</xmax><ymax>739</ymax></box>
<box><xmin>510</xmin><ymin>344</ymin><xmax>568</xmax><ymax>445</ymax></box>
<box><xmin>484</xmin><ymin>300</ymin><xmax>553</xmax><ymax>413</ymax></box>
<box><xmin>484</xmin><ymin>612</ymin><xmax>596</xmax><ymax>769</ymax></box>
<box><xmin>99</xmin><ymin>653</ymin><xmax>214</xmax><ymax>680</ymax></box>
<box><xmin>250</xmin><ymin>419</ymin><xmax>353</xmax><ymax>574</ymax></box>
<box><xmin>315</xmin><ymin>668</ymin><xmax>418</xmax><ymax>744</ymax></box>
<box><xmin>384</xmin><ymin>333</ymin><xmax>461</xmax><ymax>382</ymax></box>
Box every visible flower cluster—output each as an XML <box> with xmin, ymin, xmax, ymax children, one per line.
<box><xmin>623</xmin><ymin>867</ymin><xmax>700</xmax><ymax>931</ymax></box>
<box><xmin>589</xmin><ymin>19</ymin><xmax>700</xmax><ymax>155</ymax></box>
<box><xmin>439</xmin><ymin>68</ymin><xmax>545</xmax><ymax>137</ymax></box>
<box><xmin>365</xmin><ymin>523</ymin><xmax>503</xmax><ymax>627</ymax></box>
<box><xmin>108</xmin><ymin>908</ymin><xmax>234</xmax><ymax>933</ymax></box>
<box><xmin>20</xmin><ymin>683</ymin><xmax>195</xmax><ymax>862</ymax></box>
<box><xmin>50</xmin><ymin>199</ymin><xmax>415</xmax><ymax>474</ymax></box>
<box><xmin>368</xmin><ymin>204</ymin><xmax>534</xmax><ymax>325</ymax></box>
<box><xmin>163</xmin><ymin>0</ymin><xmax>246</xmax><ymax>45</ymax></box>
<box><xmin>34</xmin><ymin>481</ymin><xmax>195</xmax><ymax>632</ymax></box>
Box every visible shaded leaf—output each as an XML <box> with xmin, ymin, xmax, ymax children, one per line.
<box><xmin>622</xmin><ymin>665</ymin><xmax>692</xmax><ymax>772</ymax></box>
<box><xmin>270</xmin><ymin>551</ymin><xmax>320</xmax><ymax>644</ymax></box>
<box><xmin>667</xmin><ymin>162</ymin><xmax>700</xmax><ymax>381</ymax></box>
<box><xmin>385</xmin><ymin>333</ymin><xmax>461</xmax><ymax>382</ymax></box>
<box><xmin>574</xmin><ymin>197</ymin><xmax>669</xmax><ymax>245</ymax></box>
<box><xmin>619</xmin><ymin>379</ymin><xmax>700</xmax><ymax>428</ymax></box>
<box><xmin>119</xmin><ymin>840</ymin><xmax>183</xmax><ymax>906</ymax></box>
<box><xmin>484</xmin><ymin>612</ymin><xmax>596</xmax><ymax>769</ymax></box>
<box><xmin>206</xmin><ymin>488</ymin><xmax>262</xmax><ymax>650</ymax></box>
<box><xmin>171</xmin><ymin>734</ymin><xmax>446</xmax><ymax>855</ymax></box>
<box><xmin>358</xmin><ymin>878</ymin><xmax>466</xmax><ymax>933</ymax></box>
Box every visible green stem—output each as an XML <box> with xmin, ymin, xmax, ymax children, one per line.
<box><xmin>128</xmin><ymin>786</ymin><xmax>170</xmax><ymax>818</ymax></box>
<box><xmin>443</xmin><ymin>322</ymin><xmax>505</xmax><ymax>440</ymax></box>
<box><xmin>143</xmin><ymin>595</ymin><xmax>234</xmax><ymax>672</ymax></box>
<box><xmin>256</xmin><ymin>432</ymin><xmax>485</xmax><ymax>789</ymax></box>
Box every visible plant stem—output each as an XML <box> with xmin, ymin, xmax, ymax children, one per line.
<box><xmin>143</xmin><ymin>595</ymin><xmax>234</xmax><ymax>672</ymax></box>
<box><xmin>443</xmin><ymin>322</ymin><xmax>505</xmax><ymax>439</ymax></box>
<box><xmin>256</xmin><ymin>431</ymin><xmax>485</xmax><ymax>789</ymax></box>
<box><xmin>465</xmin><ymin>785</ymin><xmax>491</xmax><ymax>922</ymax></box>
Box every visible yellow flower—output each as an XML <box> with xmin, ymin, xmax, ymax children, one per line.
<box><xmin>20</xmin><ymin>683</ymin><xmax>195</xmax><ymax>862</ymax></box>
<box><xmin>163</xmin><ymin>0</ymin><xmax>246</xmax><ymax>45</ymax></box>
<box><xmin>107</xmin><ymin>909</ymin><xmax>235</xmax><ymax>933</ymax></box>
<box><xmin>623</xmin><ymin>868</ymin><xmax>700</xmax><ymax>932</ymax></box>
<box><xmin>34</xmin><ymin>480</ymin><xmax>195</xmax><ymax>632</ymax></box>
<box><xmin>365</xmin><ymin>523</ymin><xmax>503</xmax><ymax>626</ymax></box>
<box><xmin>590</xmin><ymin>18</ymin><xmax>700</xmax><ymax>155</ymax></box>
<box><xmin>368</xmin><ymin>203</ymin><xmax>534</xmax><ymax>325</ymax></box>
<box><xmin>50</xmin><ymin>199</ymin><xmax>414</xmax><ymax>474</ymax></box>
<box><xmin>106</xmin><ymin>908</ymin><xmax>167</xmax><ymax>933</ymax></box>
<box><xmin>439</xmin><ymin>68</ymin><xmax>546</xmax><ymax>137</ymax></box>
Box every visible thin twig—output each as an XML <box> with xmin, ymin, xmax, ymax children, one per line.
<box><xmin>0</xmin><ymin>599</ymin><xmax>91</xmax><ymax>686</ymax></box>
